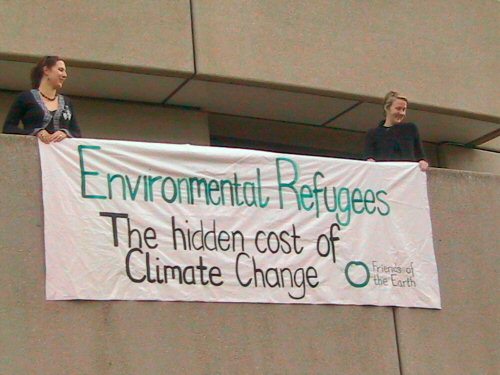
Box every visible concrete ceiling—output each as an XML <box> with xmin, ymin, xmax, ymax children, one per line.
<box><xmin>480</xmin><ymin>137</ymin><xmax>500</xmax><ymax>152</ymax></box>
<box><xmin>0</xmin><ymin>60</ymin><xmax>184</xmax><ymax>103</ymax></box>
<box><xmin>325</xmin><ymin>102</ymin><xmax>500</xmax><ymax>144</ymax></box>
<box><xmin>0</xmin><ymin>59</ymin><xmax>498</xmax><ymax>145</ymax></box>
<box><xmin>166</xmin><ymin>79</ymin><xmax>357</xmax><ymax>124</ymax></box>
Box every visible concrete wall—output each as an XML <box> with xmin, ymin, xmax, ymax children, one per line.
<box><xmin>1</xmin><ymin>136</ymin><xmax>498</xmax><ymax>374</ymax></box>
<box><xmin>0</xmin><ymin>0</ymin><xmax>194</xmax><ymax>75</ymax></box>
<box><xmin>209</xmin><ymin>113</ymin><xmax>440</xmax><ymax>165</ymax></box>
<box><xmin>192</xmin><ymin>0</ymin><xmax>500</xmax><ymax>118</ymax></box>
<box><xmin>396</xmin><ymin>169</ymin><xmax>500</xmax><ymax>374</ymax></box>
<box><xmin>0</xmin><ymin>91</ymin><xmax>210</xmax><ymax>145</ymax></box>
<box><xmin>1</xmin><ymin>0</ymin><xmax>498</xmax><ymax>119</ymax></box>
<box><xmin>438</xmin><ymin>144</ymin><xmax>500</xmax><ymax>175</ymax></box>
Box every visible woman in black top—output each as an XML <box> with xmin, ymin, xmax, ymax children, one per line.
<box><xmin>3</xmin><ymin>56</ymin><xmax>81</xmax><ymax>143</ymax></box>
<box><xmin>364</xmin><ymin>91</ymin><xmax>428</xmax><ymax>171</ymax></box>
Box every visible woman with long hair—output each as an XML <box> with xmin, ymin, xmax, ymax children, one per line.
<box><xmin>3</xmin><ymin>56</ymin><xmax>81</xmax><ymax>142</ymax></box>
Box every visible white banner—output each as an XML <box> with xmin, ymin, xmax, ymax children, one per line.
<box><xmin>39</xmin><ymin>138</ymin><xmax>441</xmax><ymax>308</ymax></box>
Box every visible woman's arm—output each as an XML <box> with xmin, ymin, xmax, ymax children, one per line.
<box><xmin>2</xmin><ymin>94</ymin><xmax>32</xmax><ymax>135</ymax></box>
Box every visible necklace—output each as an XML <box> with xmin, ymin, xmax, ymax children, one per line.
<box><xmin>39</xmin><ymin>91</ymin><xmax>57</xmax><ymax>101</ymax></box>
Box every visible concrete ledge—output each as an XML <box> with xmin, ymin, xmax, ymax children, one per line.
<box><xmin>396</xmin><ymin>169</ymin><xmax>499</xmax><ymax>374</ymax></box>
<box><xmin>438</xmin><ymin>144</ymin><xmax>500</xmax><ymax>175</ymax></box>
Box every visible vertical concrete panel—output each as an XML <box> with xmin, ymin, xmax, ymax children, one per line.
<box><xmin>0</xmin><ymin>0</ymin><xmax>194</xmax><ymax>74</ymax></box>
<box><xmin>71</xmin><ymin>98</ymin><xmax>210</xmax><ymax>145</ymax></box>
<box><xmin>0</xmin><ymin>136</ymin><xmax>109</xmax><ymax>375</ymax></box>
<box><xmin>192</xmin><ymin>0</ymin><xmax>500</xmax><ymax>117</ymax></box>
<box><xmin>395</xmin><ymin>170</ymin><xmax>500</xmax><ymax>374</ymax></box>
<box><xmin>0</xmin><ymin>136</ymin><xmax>400</xmax><ymax>375</ymax></box>
<box><xmin>438</xmin><ymin>144</ymin><xmax>500</xmax><ymax>174</ymax></box>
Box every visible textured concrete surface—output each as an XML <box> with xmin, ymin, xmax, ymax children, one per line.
<box><xmin>0</xmin><ymin>0</ymin><xmax>194</xmax><ymax>75</ymax></box>
<box><xmin>72</xmin><ymin>98</ymin><xmax>209</xmax><ymax>145</ymax></box>
<box><xmin>438</xmin><ymin>144</ymin><xmax>500</xmax><ymax>175</ymax></box>
<box><xmin>192</xmin><ymin>0</ymin><xmax>500</xmax><ymax>118</ymax></box>
<box><xmin>396</xmin><ymin>169</ymin><xmax>500</xmax><ymax>374</ymax></box>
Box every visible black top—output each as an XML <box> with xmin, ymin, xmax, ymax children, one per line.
<box><xmin>2</xmin><ymin>90</ymin><xmax>82</xmax><ymax>138</ymax></box>
<box><xmin>364</xmin><ymin>121</ymin><xmax>426</xmax><ymax>162</ymax></box>
<box><xmin>46</xmin><ymin>110</ymin><xmax>57</xmax><ymax>133</ymax></box>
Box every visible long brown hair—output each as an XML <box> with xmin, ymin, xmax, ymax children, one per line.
<box><xmin>30</xmin><ymin>56</ymin><xmax>63</xmax><ymax>89</ymax></box>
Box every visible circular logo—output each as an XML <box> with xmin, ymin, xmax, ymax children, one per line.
<box><xmin>345</xmin><ymin>261</ymin><xmax>370</xmax><ymax>288</ymax></box>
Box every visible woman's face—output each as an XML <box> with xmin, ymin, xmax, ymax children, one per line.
<box><xmin>387</xmin><ymin>98</ymin><xmax>407</xmax><ymax>124</ymax></box>
<box><xmin>44</xmin><ymin>60</ymin><xmax>67</xmax><ymax>89</ymax></box>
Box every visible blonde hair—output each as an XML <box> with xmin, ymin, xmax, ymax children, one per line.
<box><xmin>383</xmin><ymin>91</ymin><xmax>408</xmax><ymax>115</ymax></box>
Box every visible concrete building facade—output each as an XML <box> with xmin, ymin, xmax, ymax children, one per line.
<box><xmin>0</xmin><ymin>0</ymin><xmax>498</xmax><ymax>171</ymax></box>
<box><xmin>0</xmin><ymin>1</ymin><xmax>498</xmax><ymax>374</ymax></box>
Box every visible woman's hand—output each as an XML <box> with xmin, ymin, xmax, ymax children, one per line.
<box><xmin>367</xmin><ymin>158</ymin><xmax>376</xmax><ymax>162</ymax></box>
<box><xmin>51</xmin><ymin>130</ymin><xmax>68</xmax><ymax>143</ymax></box>
<box><xmin>37</xmin><ymin>129</ymin><xmax>51</xmax><ymax>144</ymax></box>
<box><xmin>419</xmin><ymin>160</ymin><xmax>429</xmax><ymax>172</ymax></box>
